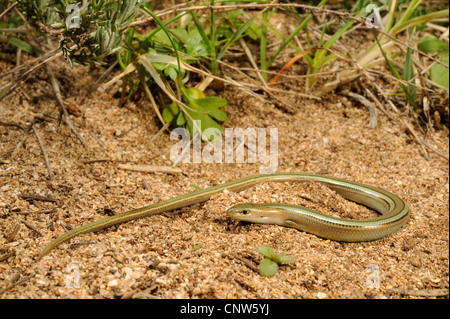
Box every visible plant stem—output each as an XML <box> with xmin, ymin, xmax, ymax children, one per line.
<box><xmin>260</xmin><ymin>9</ymin><xmax>268</xmax><ymax>81</ymax></box>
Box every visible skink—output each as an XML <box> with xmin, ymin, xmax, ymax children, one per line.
<box><xmin>37</xmin><ymin>173</ymin><xmax>409</xmax><ymax>259</ymax></box>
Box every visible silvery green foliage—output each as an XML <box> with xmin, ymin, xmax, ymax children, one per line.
<box><xmin>17</xmin><ymin>0</ymin><xmax>142</xmax><ymax>66</ymax></box>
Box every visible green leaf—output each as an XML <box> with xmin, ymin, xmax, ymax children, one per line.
<box><xmin>174</xmin><ymin>86</ymin><xmax>227</xmax><ymax>141</ymax></box>
<box><xmin>418</xmin><ymin>36</ymin><xmax>449</xmax><ymax>53</ymax></box>
<box><xmin>403</xmin><ymin>47</ymin><xmax>417</xmax><ymax>108</ymax></box>
<box><xmin>8</xmin><ymin>37</ymin><xmax>34</xmax><ymax>54</ymax></box>
<box><xmin>164</xmin><ymin>65</ymin><xmax>179</xmax><ymax>81</ymax></box>
<box><xmin>193</xmin><ymin>243</ymin><xmax>204</xmax><ymax>251</ymax></box>
<box><xmin>208</xmin><ymin>108</ymin><xmax>228</xmax><ymax>122</ymax></box>
<box><xmin>273</xmin><ymin>253</ymin><xmax>294</xmax><ymax>264</ymax></box>
<box><xmin>195</xmin><ymin>97</ymin><xmax>228</xmax><ymax>108</ymax></box>
<box><xmin>185</xmin><ymin>87</ymin><xmax>205</xmax><ymax>99</ymax></box>
<box><xmin>256</xmin><ymin>245</ymin><xmax>275</xmax><ymax>259</ymax></box>
<box><xmin>218</xmin><ymin>16</ymin><xmax>256</xmax><ymax>60</ymax></box>
<box><xmin>176</xmin><ymin>28</ymin><xmax>209</xmax><ymax>58</ymax></box>
<box><xmin>185</xmin><ymin>108</ymin><xmax>224</xmax><ymax>140</ymax></box>
<box><xmin>195</xmin><ymin>97</ymin><xmax>228</xmax><ymax>122</ymax></box>
<box><xmin>256</xmin><ymin>245</ymin><xmax>294</xmax><ymax>276</ymax></box>
<box><xmin>162</xmin><ymin>101</ymin><xmax>180</xmax><ymax>123</ymax></box>
<box><xmin>259</xmin><ymin>258</ymin><xmax>279</xmax><ymax>277</ymax></box>
<box><xmin>176</xmin><ymin>112</ymin><xmax>186</xmax><ymax>126</ymax></box>
<box><xmin>430</xmin><ymin>55</ymin><xmax>449</xmax><ymax>89</ymax></box>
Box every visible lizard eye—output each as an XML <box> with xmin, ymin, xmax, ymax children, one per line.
<box><xmin>241</xmin><ymin>210</ymin><xmax>248</xmax><ymax>215</ymax></box>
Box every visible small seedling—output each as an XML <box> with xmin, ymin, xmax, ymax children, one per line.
<box><xmin>193</xmin><ymin>243</ymin><xmax>204</xmax><ymax>251</ymax></box>
<box><xmin>256</xmin><ymin>245</ymin><xmax>294</xmax><ymax>277</ymax></box>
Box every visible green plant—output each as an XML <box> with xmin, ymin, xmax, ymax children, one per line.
<box><xmin>162</xmin><ymin>85</ymin><xmax>228</xmax><ymax>141</ymax></box>
<box><xmin>4</xmin><ymin>0</ymin><xmax>447</xmax><ymax>129</ymax></box>
<box><xmin>256</xmin><ymin>244</ymin><xmax>294</xmax><ymax>277</ymax></box>
<box><xmin>193</xmin><ymin>243</ymin><xmax>204</xmax><ymax>251</ymax></box>
<box><xmin>15</xmin><ymin>0</ymin><xmax>142</xmax><ymax>66</ymax></box>
<box><xmin>116</xmin><ymin>3</ymin><xmax>262</xmax><ymax>140</ymax></box>
<box><xmin>418</xmin><ymin>35</ymin><xmax>449</xmax><ymax>89</ymax></box>
<box><xmin>317</xmin><ymin>0</ymin><xmax>449</xmax><ymax>98</ymax></box>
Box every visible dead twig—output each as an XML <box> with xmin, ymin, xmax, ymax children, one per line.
<box><xmin>0</xmin><ymin>275</ymin><xmax>35</xmax><ymax>295</ymax></box>
<box><xmin>13</xmin><ymin>209</ymin><xmax>56</xmax><ymax>215</ymax></box>
<box><xmin>118</xmin><ymin>164</ymin><xmax>183</xmax><ymax>175</ymax></box>
<box><xmin>32</xmin><ymin>125</ymin><xmax>53</xmax><ymax>179</ymax></box>
<box><xmin>226</xmin><ymin>252</ymin><xmax>260</xmax><ymax>274</ymax></box>
<box><xmin>0</xmin><ymin>48</ymin><xmax>61</xmax><ymax>101</ymax></box>
<box><xmin>45</xmin><ymin>64</ymin><xmax>89</xmax><ymax>149</ymax></box>
<box><xmin>387</xmin><ymin>288</ymin><xmax>449</xmax><ymax>297</ymax></box>
<box><xmin>0</xmin><ymin>1</ymin><xmax>18</xmax><ymax>20</ymax></box>
<box><xmin>79</xmin><ymin>60</ymin><xmax>118</xmax><ymax>105</ymax></box>
<box><xmin>5</xmin><ymin>222</ymin><xmax>21</xmax><ymax>243</ymax></box>
<box><xmin>0</xmin><ymin>251</ymin><xmax>15</xmax><ymax>262</ymax></box>
<box><xmin>83</xmin><ymin>158</ymin><xmax>123</xmax><ymax>164</ymax></box>
<box><xmin>20</xmin><ymin>219</ymin><xmax>42</xmax><ymax>236</ymax></box>
<box><xmin>0</xmin><ymin>121</ymin><xmax>27</xmax><ymax>131</ymax></box>
<box><xmin>341</xmin><ymin>90</ymin><xmax>378</xmax><ymax>129</ymax></box>
<box><xmin>401</xmin><ymin>118</ymin><xmax>430</xmax><ymax>160</ymax></box>
<box><xmin>419</xmin><ymin>138</ymin><xmax>449</xmax><ymax>161</ymax></box>
<box><xmin>140</xmin><ymin>72</ymin><xmax>166</xmax><ymax>126</ymax></box>
<box><xmin>19</xmin><ymin>194</ymin><xmax>56</xmax><ymax>202</ymax></box>
<box><xmin>89</xmin><ymin>132</ymin><xmax>106</xmax><ymax>148</ymax></box>
<box><xmin>149</xmin><ymin>121</ymin><xmax>171</xmax><ymax>143</ymax></box>
<box><xmin>11</xmin><ymin>135</ymin><xmax>28</xmax><ymax>158</ymax></box>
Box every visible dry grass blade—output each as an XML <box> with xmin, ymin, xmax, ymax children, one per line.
<box><xmin>0</xmin><ymin>2</ymin><xmax>17</xmax><ymax>20</ymax></box>
<box><xmin>387</xmin><ymin>288</ymin><xmax>449</xmax><ymax>297</ymax></box>
<box><xmin>342</xmin><ymin>90</ymin><xmax>378</xmax><ymax>128</ymax></box>
<box><xmin>0</xmin><ymin>49</ymin><xmax>61</xmax><ymax>101</ymax></box>
<box><xmin>118</xmin><ymin>164</ymin><xmax>183</xmax><ymax>174</ymax></box>
<box><xmin>80</xmin><ymin>61</ymin><xmax>118</xmax><ymax>105</ymax></box>
<box><xmin>45</xmin><ymin>64</ymin><xmax>89</xmax><ymax>149</ymax></box>
<box><xmin>32</xmin><ymin>125</ymin><xmax>53</xmax><ymax>179</ymax></box>
<box><xmin>129</xmin><ymin>3</ymin><xmax>447</xmax><ymax>67</ymax></box>
<box><xmin>0</xmin><ymin>275</ymin><xmax>35</xmax><ymax>295</ymax></box>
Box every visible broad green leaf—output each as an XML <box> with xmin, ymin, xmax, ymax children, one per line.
<box><xmin>418</xmin><ymin>36</ymin><xmax>449</xmax><ymax>53</ymax></box>
<box><xmin>259</xmin><ymin>258</ymin><xmax>279</xmax><ymax>277</ymax></box>
<box><xmin>164</xmin><ymin>65</ymin><xmax>179</xmax><ymax>81</ymax></box>
<box><xmin>208</xmin><ymin>108</ymin><xmax>228</xmax><ymax>122</ymax></box>
<box><xmin>162</xmin><ymin>86</ymin><xmax>227</xmax><ymax>141</ymax></box>
<box><xmin>195</xmin><ymin>97</ymin><xmax>228</xmax><ymax>108</ymax></box>
<box><xmin>185</xmin><ymin>108</ymin><xmax>223</xmax><ymax>139</ymax></box>
<box><xmin>8</xmin><ymin>37</ymin><xmax>34</xmax><ymax>54</ymax></box>
<box><xmin>162</xmin><ymin>101</ymin><xmax>179</xmax><ymax>123</ymax></box>
<box><xmin>193</xmin><ymin>243</ymin><xmax>204</xmax><ymax>251</ymax></box>
<box><xmin>185</xmin><ymin>87</ymin><xmax>205</xmax><ymax>99</ymax></box>
<box><xmin>273</xmin><ymin>253</ymin><xmax>294</xmax><ymax>264</ymax></box>
<box><xmin>430</xmin><ymin>55</ymin><xmax>449</xmax><ymax>89</ymax></box>
<box><xmin>256</xmin><ymin>244</ymin><xmax>275</xmax><ymax>259</ymax></box>
<box><xmin>176</xmin><ymin>112</ymin><xmax>186</xmax><ymax>126</ymax></box>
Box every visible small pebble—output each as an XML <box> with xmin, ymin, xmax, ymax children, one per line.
<box><xmin>317</xmin><ymin>292</ymin><xmax>327</xmax><ymax>299</ymax></box>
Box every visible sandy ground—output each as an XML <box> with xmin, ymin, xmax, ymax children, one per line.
<box><xmin>0</xmin><ymin>7</ymin><xmax>449</xmax><ymax>300</ymax></box>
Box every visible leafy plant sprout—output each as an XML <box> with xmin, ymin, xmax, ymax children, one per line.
<box><xmin>256</xmin><ymin>244</ymin><xmax>294</xmax><ymax>277</ymax></box>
